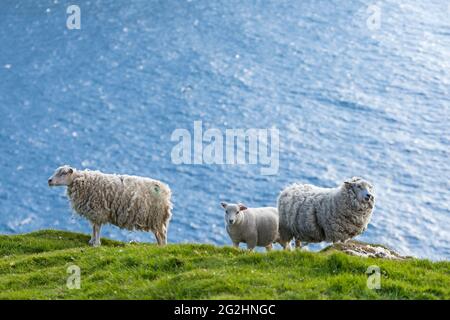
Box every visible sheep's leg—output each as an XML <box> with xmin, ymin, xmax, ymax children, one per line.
<box><xmin>89</xmin><ymin>224</ymin><xmax>101</xmax><ymax>247</ymax></box>
<box><xmin>233</xmin><ymin>242</ymin><xmax>240</xmax><ymax>249</ymax></box>
<box><xmin>154</xmin><ymin>230</ymin><xmax>167</xmax><ymax>246</ymax></box>
<box><xmin>301</xmin><ymin>242</ymin><xmax>309</xmax><ymax>251</ymax></box>
<box><xmin>295</xmin><ymin>240</ymin><xmax>309</xmax><ymax>251</ymax></box>
<box><xmin>279</xmin><ymin>239</ymin><xmax>292</xmax><ymax>251</ymax></box>
<box><xmin>89</xmin><ymin>230</ymin><xmax>95</xmax><ymax>244</ymax></box>
<box><xmin>246</xmin><ymin>241</ymin><xmax>256</xmax><ymax>252</ymax></box>
<box><xmin>93</xmin><ymin>224</ymin><xmax>101</xmax><ymax>247</ymax></box>
<box><xmin>265</xmin><ymin>244</ymin><xmax>273</xmax><ymax>252</ymax></box>
<box><xmin>278</xmin><ymin>227</ymin><xmax>293</xmax><ymax>251</ymax></box>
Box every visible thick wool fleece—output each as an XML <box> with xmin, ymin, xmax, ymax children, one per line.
<box><xmin>277</xmin><ymin>182</ymin><xmax>374</xmax><ymax>244</ymax></box>
<box><xmin>226</xmin><ymin>207</ymin><xmax>279</xmax><ymax>249</ymax></box>
<box><xmin>67</xmin><ymin>170</ymin><xmax>172</xmax><ymax>234</ymax></box>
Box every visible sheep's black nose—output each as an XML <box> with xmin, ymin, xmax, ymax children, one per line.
<box><xmin>229</xmin><ymin>219</ymin><xmax>234</xmax><ymax>224</ymax></box>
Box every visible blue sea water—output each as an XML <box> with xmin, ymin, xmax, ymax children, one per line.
<box><xmin>0</xmin><ymin>0</ymin><xmax>449</xmax><ymax>260</ymax></box>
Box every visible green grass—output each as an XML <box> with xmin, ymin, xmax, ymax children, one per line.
<box><xmin>0</xmin><ymin>230</ymin><xmax>448</xmax><ymax>299</ymax></box>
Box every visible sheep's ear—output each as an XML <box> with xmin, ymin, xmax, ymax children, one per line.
<box><xmin>238</xmin><ymin>203</ymin><xmax>247</xmax><ymax>211</ymax></box>
<box><xmin>220</xmin><ymin>202</ymin><xmax>227</xmax><ymax>209</ymax></box>
<box><xmin>344</xmin><ymin>180</ymin><xmax>353</xmax><ymax>188</ymax></box>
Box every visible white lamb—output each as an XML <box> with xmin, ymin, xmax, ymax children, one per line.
<box><xmin>277</xmin><ymin>177</ymin><xmax>375</xmax><ymax>249</ymax></box>
<box><xmin>48</xmin><ymin>165</ymin><xmax>172</xmax><ymax>247</ymax></box>
<box><xmin>221</xmin><ymin>202</ymin><xmax>279</xmax><ymax>251</ymax></box>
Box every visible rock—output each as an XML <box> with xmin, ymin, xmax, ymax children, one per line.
<box><xmin>323</xmin><ymin>240</ymin><xmax>411</xmax><ymax>260</ymax></box>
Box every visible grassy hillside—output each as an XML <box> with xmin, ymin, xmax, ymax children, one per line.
<box><xmin>0</xmin><ymin>230</ymin><xmax>448</xmax><ymax>299</ymax></box>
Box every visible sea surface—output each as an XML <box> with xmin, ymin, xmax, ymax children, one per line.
<box><xmin>0</xmin><ymin>0</ymin><xmax>449</xmax><ymax>260</ymax></box>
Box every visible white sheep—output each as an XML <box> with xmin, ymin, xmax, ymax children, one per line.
<box><xmin>277</xmin><ymin>177</ymin><xmax>375</xmax><ymax>249</ymax></box>
<box><xmin>48</xmin><ymin>165</ymin><xmax>172</xmax><ymax>247</ymax></box>
<box><xmin>221</xmin><ymin>202</ymin><xmax>279</xmax><ymax>251</ymax></box>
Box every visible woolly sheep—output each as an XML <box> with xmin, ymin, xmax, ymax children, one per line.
<box><xmin>48</xmin><ymin>165</ymin><xmax>172</xmax><ymax>247</ymax></box>
<box><xmin>221</xmin><ymin>202</ymin><xmax>279</xmax><ymax>251</ymax></box>
<box><xmin>277</xmin><ymin>177</ymin><xmax>375</xmax><ymax>249</ymax></box>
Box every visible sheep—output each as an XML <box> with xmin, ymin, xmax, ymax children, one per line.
<box><xmin>277</xmin><ymin>177</ymin><xmax>375</xmax><ymax>250</ymax></box>
<box><xmin>48</xmin><ymin>165</ymin><xmax>172</xmax><ymax>247</ymax></box>
<box><xmin>221</xmin><ymin>202</ymin><xmax>279</xmax><ymax>251</ymax></box>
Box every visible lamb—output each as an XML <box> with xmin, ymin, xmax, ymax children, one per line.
<box><xmin>277</xmin><ymin>177</ymin><xmax>375</xmax><ymax>250</ymax></box>
<box><xmin>221</xmin><ymin>202</ymin><xmax>279</xmax><ymax>251</ymax></box>
<box><xmin>48</xmin><ymin>165</ymin><xmax>172</xmax><ymax>247</ymax></box>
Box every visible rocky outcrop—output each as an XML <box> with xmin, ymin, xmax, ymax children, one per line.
<box><xmin>323</xmin><ymin>240</ymin><xmax>411</xmax><ymax>260</ymax></box>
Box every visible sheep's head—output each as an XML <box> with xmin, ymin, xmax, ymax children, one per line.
<box><xmin>48</xmin><ymin>165</ymin><xmax>76</xmax><ymax>187</ymax></box>
<box><xmin>344</xmin><ymin>177</ymin><xmax>375</xmax><ymax>209</ymax></box>
<box><xmin>221</xmin><ymin>202</ymin><xmax>247</xmax><ymax>225</ymax></box>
